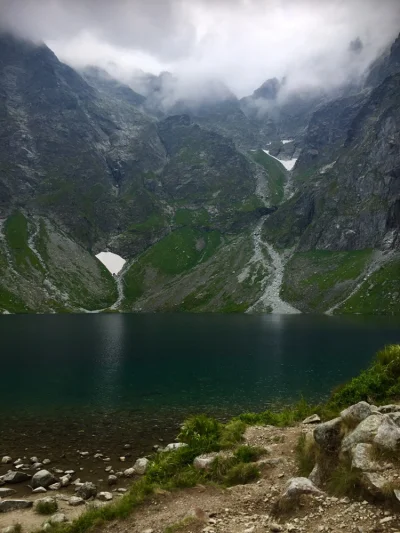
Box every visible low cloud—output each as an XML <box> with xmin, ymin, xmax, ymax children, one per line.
<box><xmin>1</xmin><ymin>0</ymin><xmax>399</xmax><ymax>98</ymax></box>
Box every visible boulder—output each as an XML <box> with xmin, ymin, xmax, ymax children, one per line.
<box><xmin>97</xmin><ymin>491</ymin><xmax>113</xmax><ymax>502</ymax></box>
<box><xmin>75</xmin><ymin>481</ymin><xmax>97</xmax><ymax>500</ymax></box>
<box><xmin>32</xmin><ymin>470</ymin><xmax>57</xmax><ymax>489</ymax></box>
<box><xmin>133</xmin><ymin>458</ymin><xmax>149</xmax><ymax>475</ymax></box>
<box><xmin>32</xmin><ymin>487</ymin><xmax>47</xmax><ymax>493</ymax></box>
<box><xmin>60</xmin><ymin>474</ymin><xmax>72</xmax><ymax>487</ymax></box>
<box><xmin>0</xmin><ymin>500</ymin><xmax>33</xmax><ymax>513</ymax></box>
<box><xmin>340</xmin><ymin>402</ymin><xmax>374</xmax><ymax>425</ymax></box>
<box><xmin>68</xmin><ymin>496</ymin><xmax>85</xmax><ymax>506</ymax></box>
<box><xmin>388</xmin><ymin>412</ymin><xmax>400</xmax><ymax>427</ymax></box>
<box><xmin>374</xmin><ymin>417</ymin><xmax>400</xmax><ymax>451</ymax></box>
<box><xmin>1</xmin><ymin>457</ymin><xmax>12</xmax><ymax>465</ymax></box>
<box><xmin>2</xmin><ymin>471</ymin><xmax>30</xmax><ymax>484</ymax></box>
<box><xmin>48</xmin><ymin>513</ymin><xmax>67</xmax><ymax>524</ymax></box>
<box><xmin>314</xmin><ymin>417</ymin><xmax>342</xmax><ymax>452</ymax></box>
<box><xmin>302</xmin><ymin>414</ymin><xmax>321</xmax><ymax>424</ymax></box>
<box><xmin>341</xmin><ymin>414</ymin><xmax>383</xmax><ymax>453</ymax></box>
<box><xmin>351</xmin><ymin>443</ymin><xmax>382</xmax><ymax>472</ymax></box>
<box><xmin>0</xmin><ymin>488</ymin><xmax>16</xmax><ymax>498</ymax></box>
<box><xmin>278</xmin><ymin>477</ymin><xmax>322</xmax><ymax>508</ymax></box>
<box><xmin>193</xmin><ymin>453</ymin><xmax>218</xmax><ymax>470</ymax></box>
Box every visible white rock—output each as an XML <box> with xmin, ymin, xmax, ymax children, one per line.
<box><xmin>97</xmin><ymin>491</ymin><xmax>113</xmax><ymax>501</ymax></box>
<box><xmin>302</xmin><ymin>414</ymin><xmax>321</xmax><ymax>424</ymax></box>
<box><xmin>1</xmin><ymin>457</ymin><xmax>12</xmax><ymax>465</ymax></box>
<box><xmin>108</xmin><ymin>475</ymin><xmax>118</xmax><ymax>485</ymax></box>
<box><xmin>42</xmin><ymin>459</ymin><xmax>51</xmax><ymax>465</ymax></box>
<box><xmin>351</xmin><ymin>443</ymin><xmax>381</xmax><ymax>472</ymax></box>
<box><xmin>32</xmin><ymin>470</ymin><xmax>57</xmax><ymax>489</ymax></box>
<box><xmin>280</xmin><ymin>477</ymin><xmax>322</xmax><ymax>501</ymax></box>
<box><xmin>32</xmin><ymin>487</ymin><xmax>48</xmax><ymax>494</ymax></box>
<box><xmin>124</xmin><ymin>467</ymin><xmax>135</xmax><ymax>477</ymax></box>
<box><xmin>49</xmin><ymin>483</ymin><xmax>62</xmax><ymax>490</ymax></box>
<box><xmin>68</xmin><ymin>496</ymin><xmax>85</xmax><ymax>506</ymax></box>
<box><xmin>163</xmin><ymin>442</ymin><xmax>188</xmax><ymax>451</ymax></box>
<box><xmin>30</xmin><ymin>456</ymin><xmax>39</xmax><ymax>464</ymax></box>
<box><xmin>193</xmin><ymin>453</ymin><xmax>218</xmax><ymax>470</ymax></box>
<box><xmin>49</xmin><ymin>513</ymin><xmax>67</xmax><ymax>524</ymax></box>
<box><xmin>133</xmin><ymin>458</ymin><xmax>149</xmax><ymax>475</ymax></box>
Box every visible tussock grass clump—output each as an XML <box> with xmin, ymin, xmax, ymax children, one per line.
<box><xmin>238</xmin><ymin>397</ymin><xmax>315</xmax><ymax>427</ymax></box>
<box><xmin>327</xmin><ymin>460</ymin><xmax>362</xmax><ymax>497</ymax></box>
<box><xmin>35</xmin><ymin>500</ymin><xmax>58</xmax><ymax>515</ymax></box>
<box><xmin>234</xmin><ymin>445</ymin><xmax>266</xmax><ymax>463</ymax></box>
<box><xmin>225</xmin><ymin>463</ymin><xmax>260</xmax><ymax>486</ymax></box>
<box><xmin>295</xmin><ymin>433</ymin><xmax>318</xmax><ymax>477</ymax></box>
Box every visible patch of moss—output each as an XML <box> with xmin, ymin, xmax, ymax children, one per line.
<box><xmin>337</xmin><ymin>258</ymin><xmax>400</xmax><ymax>315</ymax></box>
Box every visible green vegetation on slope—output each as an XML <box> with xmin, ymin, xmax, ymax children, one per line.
<box><xmin>281</xmin><ymin>249</ymin><xmax>373</xmax><ymax>312</ymax></box>
<box><xmin>123</xmin><ymin>227</ymin><xmax>222</xmax><ymax>305</ymax></box>
<box><xmin>5</xmin><ymin>211</ymin><xmax>44</xmax><ymax>275</ymax></box>
<box><xmin>249</xmin><ymin>150</ymin><xmax>286</xmax><ymax>205</ymax></box>
<box><xmin>337</xmin><ymin>258</ymin><xmax>400</xmax><ymax>315</ymax></box>
<box><xmin>174</xmin><ymin>208</ymin><xmax>210</xmax><ymax>227</ymax></box>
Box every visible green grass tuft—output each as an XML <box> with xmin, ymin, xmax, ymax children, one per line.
<box><xmin>35</xmin><ymin>499</ymin><xmax>58</xmax><ymax>515</ymax></box>
<box><xmin>234</xmin><ymin>445</ymin><xmax>266</xmax><ymax>463</ymax></box>
<box><xmin>225</xmin><ymin>463</ymin><xmax>260</xmax><ymax>486</ymax></box>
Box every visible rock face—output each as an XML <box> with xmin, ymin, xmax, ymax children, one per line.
<box><xmin>310</xmin><ymin>402</ymin><xmax>400</xmax><ymax>498</ymax></box>
<box><xmin>31</xmin><ymin>469</ymin><xmax>57</xmax><ymax>489</ymax></box>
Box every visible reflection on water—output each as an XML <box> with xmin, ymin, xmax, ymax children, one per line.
<box><xmin>0</xmin><ymin>313</ymin><xmax>399</xmax><ymax>420</ymax></box>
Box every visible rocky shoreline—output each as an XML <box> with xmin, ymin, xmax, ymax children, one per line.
<box><xmin>2</xmin><ymin>401</ymin><xmax>400</xmax><ymax>532</ymax></box>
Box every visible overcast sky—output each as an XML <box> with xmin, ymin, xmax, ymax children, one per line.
<box><xmin>0</xmin><ymin>0</ymin><xmax>399</xmax><ymax>96</ymax></box>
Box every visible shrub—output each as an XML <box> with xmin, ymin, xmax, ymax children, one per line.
<box><xmin>234</xmin><ymin>445</ymin><xmax>265</xmax><ymax>463</ymax></box>
<box><xmin>178</xmin><ymin>414</ymin><xmax>221</xmax><ymax>452</ymax></box>
<box><xmin>225</xmin><ymin>463</ymin><xmax>260</xmax><ymax>486</ymax></box>
<box><xmin>35</xmin><ymin>499</ymin><xmax>58</xmax><ymax>515</ymax></box>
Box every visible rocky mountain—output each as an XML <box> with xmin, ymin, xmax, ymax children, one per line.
<box><xmin>0</xmin><ymin>31</ymin><xmax>399</xmax><ymax>315</ymax></box>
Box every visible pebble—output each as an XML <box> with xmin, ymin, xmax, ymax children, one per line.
<box><xmin>43</xmin><ymin>459</ymin><xmax>51</xmax><ymax>465</ymax></box>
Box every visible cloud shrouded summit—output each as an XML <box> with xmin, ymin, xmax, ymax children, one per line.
<box><xmin>0</xmin><ymin>0</ymin><xmax>399</xmax><ymax>96</ymax></box>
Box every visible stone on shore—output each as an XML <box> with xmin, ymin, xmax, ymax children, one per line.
<box><xmin>1</xmin><ymin>457</ymin><xmax>12</xmax><ymax>465</ymax></box>
<box><xmin>98</xmin><ymin>491</ymin><xmax>113</xmax><ymax>502</ymax></box>
<box><xmin>49</xmin><ymin>482</ymin><xmax>62</xmax><ymax>491</ymax></box>
<box><xmin>69</xmin><ymin>496</ymin><xmax>85</xmax><ymax>506</ymax></box>
<box><xmin>32</xmin><ymin>487</ymin><xmax>47</xmax><ymax>494</ymax></box>
<box><xmin>163</xmin><ymin>443</ymin><xmax>188</xmax><ymax>451</ymax></box>
<box><xmin>0</xmin><ymin>488</ymin><xmax>16</xmax><ymax>498</ymax></box>
<box><xmin>351</xmin><ymin>443</ymin><xmax>381</xmax><ymax>472</ymax></box>
<box><xmin>32</xmin><ymin>470</ymin><xmax>57</xmax><ymax>489</ymax></box>
<box><xmin>281</xmin><ymin>477</ymin><xmax>322</xmax><ymax>500</ymax></box>
<box><xmin>2</xmin><ymin>471</ymin><xmax>30</xmax><ymax>484</ymax></box>
<box><xmin>48</xmin><ymin>513</ymin><xmax>68</xmax><ymax>524</ymax></box>
<box><xmin>108</xmin><ymin>475</ymin><xmax>117</xmax><ymax>485</ymax></box>
<box><xmin>0</xmin><ymin>500</ymin><xmax>33</xmax><ymax>513</ymax></box>
<box><xmin>124</xmin><ymin>467</ymin><xmax>135</xmax><ymax>477</ymax></box>
<box><xmin>76</xmin><ymin>481</ymin><xmax>97</xmax><ymax>500</ymax></box>
<box><xmin>133</xmin><ymin>458</ymin><xmax>149</xmax><ymax>475</ymax></box>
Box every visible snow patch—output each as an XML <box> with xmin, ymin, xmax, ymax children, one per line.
<box><xmin>262</xmin><ymin>150</ymin><xmax>297</xmax><ymax>171</ymax></box>
<box><xmin>281</xmin><ymin>139</ymin><xmax>293</xmax><ymax>144</ymax></box>
<box><xmin>96</xmin><ymin>252</ymin><xmax>126</xmax><ymax>275</ymax></box>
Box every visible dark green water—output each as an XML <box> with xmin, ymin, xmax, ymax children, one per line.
<box><xmin>0</xmin><ymin>313</ymin><xmax>399</xmax><ymax>460</ymax></box>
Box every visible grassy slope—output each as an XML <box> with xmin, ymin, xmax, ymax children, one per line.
<box><xmin>281</xmin><ymin>249</ymin><xmax>373</xmax><ymax>313</ymax></box>
<box><xmin>0</xmin><ymin>212</ymin><xmax>117</xmax><ymax>313</ymax></box>
<box><xmin>337</xmin><ymin>257</ymin><xmax>400</xmax><ymax>315</ymax></box>
<box><xmin>249</xmin><ymin>150</ymin><xmax>287</xmax><ymax>205</ymax></box>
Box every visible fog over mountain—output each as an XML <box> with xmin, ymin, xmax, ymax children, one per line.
<box><xmin>0</xmin><ymin>0</ymin><xmax>399</xmax><ymax>100</ymax></box>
